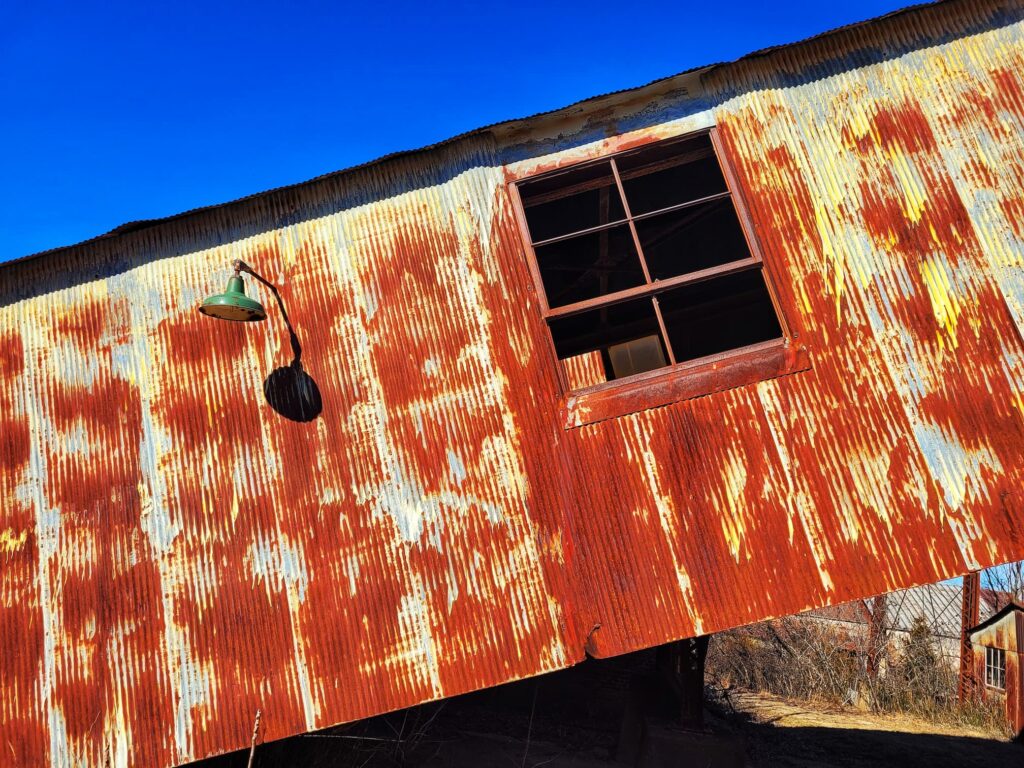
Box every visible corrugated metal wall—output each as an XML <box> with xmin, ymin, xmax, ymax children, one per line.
<box><xmin>0</xmin><ymin>146</ymin><xmax>577</xmax><ymax>766</ymax></box>
<box><xmin>970</xmin><ymin>609</ymin><xmax>1023</xmax><ymax>732</ymax></box>
<box><xmin>2</xmin><ymin>1</ymin><xmax>1023</xmax><ymax>765</ymax></box>
<box><xmin>547</xmin><ymin>0</ymin><xmax>1024</xmax><ymax>660</ymax></box>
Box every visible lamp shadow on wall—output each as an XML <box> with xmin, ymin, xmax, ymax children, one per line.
<box><xmin>261</xmin><ymin>283</ymin><xmax>323</xmax><ymax>423</ymax></box>
<box><xmin>264</xmin><ymin>359</ymin><xmax>323</xmax><ymax>423</ymax></box>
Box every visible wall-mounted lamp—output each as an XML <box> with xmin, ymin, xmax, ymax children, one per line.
<box><xmin>199</xmin><ymin>261</ymin><xmax>268</xmax><ymax>322</ymax></box>
<box><xmin>200</xmin><ymin>259</ymin><xmax>299</xmax><ymax>359</ymax></box>
<box><xmin>198</xmin><ymin>259</ymin><xmax>322</xmax><ymax>422</ymax></box>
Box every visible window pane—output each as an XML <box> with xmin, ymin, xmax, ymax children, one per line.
<box><xmin>618</xmin><ymin>134</ymin><xmax>727</xmax><ymax>215</ymax></box>
<box><xmin>608</xmin><ymin>335</ymin><xmax>666</xmax><ymax>379</ymax></box>
<box><xmin>658</xmin><ymin>269</ymin><xmax>782</xmax><ymax>363</ymax></box>
<box><xmin>992</xmin><ymin>648</ymin><xmax>1006</xmax><ymax>689</ymax></box>
<box><xmin>519</xmin><ymin>161</ymin><xmax>626</xmax><ymax>242</ymax></box>
<box><xmin>535</xmin><ymin>224</ymin><xmax>644</xmax><ymax>308</ymax></box>
<box><xmin>549</xmin><ymin>298</ymin><xmax>667</xmax><ymax>380</ymax></box>
<box><xmin>635</xmin><ymin>197</ymin><xmax>753</xmax><ymax>280</ymax></box>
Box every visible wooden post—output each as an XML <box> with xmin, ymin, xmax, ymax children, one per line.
<box><xmin>657</xmin><ymin>635</ymin><xmax>710</xmax><ymax>728</ymax></box>
<box><xmin>246</xmin><ymin>709</ymin><xmax>262</xmax><ymax>768</ymax></box>
<box><xmin>866</xmin><ymin>595</ymin><xmax>887</xmax><ymax>678</ymax></box>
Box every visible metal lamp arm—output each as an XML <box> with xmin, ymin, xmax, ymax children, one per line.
<box><xmin>233</xmin><ymin>260</ymin><xmax>302</xmax><ymax>364</ymax></box>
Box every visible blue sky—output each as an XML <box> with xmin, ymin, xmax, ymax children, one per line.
<box><xmin>0</xmin><ymin>1</ymin><xmax>912</xmax><ymax>260</ymax></box>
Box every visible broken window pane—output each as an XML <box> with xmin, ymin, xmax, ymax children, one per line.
<box><xmin>519</xmin><ymin>161</ymin><xmax>626</xmax><ymax>242</ymax></box>
<box><xmin>549</xmin><ymin>298</ymin><xmax>665</xmax><ymax>380</ymax></box>
<box><xmin>618</xmin><ymin>134</ymin><xmax>727</xmax><ymax>215</ymax></box>
<box><xmin>534</xmin><ymin>224</ymin><xmax>644</xmax><ymax>308</ymax></box>
<box><xmin>634</xmin><ymin>197</ymin><xmax>752</xmax><ymax>280</ymax></box>
<box><xmin>658</xmin><ymin>270</ymin><xmax>782</xmax><ymax>363</ymax></box>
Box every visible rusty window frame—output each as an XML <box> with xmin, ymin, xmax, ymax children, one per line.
<box><xmin>985</xmin><ymin>646</ymin><xmax>1005</xmax><ymax>690</ymax></box>
<box><xmin>509</xmin><ymin>127</ymin><xmax>791</xmax><ymax>395</ymax></box>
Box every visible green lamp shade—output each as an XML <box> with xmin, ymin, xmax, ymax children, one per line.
<box><xmin>199</xmin><ymin>275</ymin><xmax>267</xmax><ymax>322</ymax></box>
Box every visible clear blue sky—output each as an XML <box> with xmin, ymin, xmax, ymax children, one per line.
<box><xmin>1</xmin><ymin>1</ymin><xmax>911</xmax><ymax>261</ymax></box>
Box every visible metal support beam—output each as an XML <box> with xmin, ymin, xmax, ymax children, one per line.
<box><xmin>959</xmin><ymin>571</ymin><xmax>980</xmax><ymax>701</ymax></box>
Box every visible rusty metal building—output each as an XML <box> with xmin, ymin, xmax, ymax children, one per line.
<box><xmin>967</xmin><ymin>602</ymin><xmax>1024</xmax><ymax>735</ymax></box>
<box><xmin>2</xmin><ymin>0</ymin><xmax>1024</xmax><ymax>765</ymax></box>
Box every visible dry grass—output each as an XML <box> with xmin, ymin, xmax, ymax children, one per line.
<box><xmin>705</xmin><ymin>687</ymin><xmax>1020</xmax><ymax>768</ymax></box>
<box><xmin>705</xmin><ymin>615</ymin><xmax>1009</xmax><ymax>736</ymax></box>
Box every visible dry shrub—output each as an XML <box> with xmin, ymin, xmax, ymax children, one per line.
<box><xmin>707</xmin><ymin>617</ymin><xmax>860</xmax><ymax>704</ymax></box>
<box><xmin>706</xmin><ymin>615</ymin><xmax>1008</xmax><ymax>734</ymax></box>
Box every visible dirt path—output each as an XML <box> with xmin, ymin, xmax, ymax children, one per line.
<box><xmin>709</xmin><ymin>689</ymin><xmax>1020</xmax><ymax>768</ymax></box>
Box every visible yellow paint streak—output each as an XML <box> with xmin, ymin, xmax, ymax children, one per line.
<box><xmin>847</xmin><ymin>100</ymin><xmax>873</xmax><ymax>144</ymax></box>
<box><xmin>919</xmin><ymin>256</ymin><xmax>961</xmax><ymax>349</ymax></box>
<box><xmin>888</xmin><ymin>146</ymin><xmax>929</xmax><ymax>225</ymax></box>
<box><xmin>1012</xmin><ymin>391</ymin><xmax>1024</xmax><ymax>420</ymax></box>
<box><xmin>813</xmin><ymin>201</ymin><xmax>847</xmax><ymax>322</ymax></box>
<box><xmin>719</xmin><ymin>451</ymin><xmax>750</xmax><ymax>563</ymax></box>
<box><xmin>0</xmin><ymin>527</ymin><xmax>28</xmax><ymax>553</ymax></box>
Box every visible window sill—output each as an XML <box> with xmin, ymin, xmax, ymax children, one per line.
<box><xmin>561</xmin><ymin>339</ymin><xmax>811</xmax><ymax>429</ymax></box>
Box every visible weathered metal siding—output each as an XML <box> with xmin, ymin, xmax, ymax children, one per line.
<box><xmin>530</xmin><ymin>0</ymin><xmax>1024</xmax><ymax>659</ymax></box>
<box><xmin>970</xmin><ymin>609</ymin><xmax>1022</xmax><ymax>732</ymax></box>
<box><xmin>2</xmin><ymin>1</ymin><xmax>1024</xmax><ymax>765</ymax></box>
<box><xmin>0</xmin><ymin>146</ymin><xmax>577</xmax><ymax>767</ymax></box>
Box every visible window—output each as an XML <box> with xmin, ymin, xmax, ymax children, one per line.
<box><xmin>514</xmin><ymin>130</ymin><xmax>786</xmax><ymax>394</ymax></box>
<box><xmin>985</xmin><ymin>646</ymin><xmax>1006</xmax><ymax>690</ymax></box>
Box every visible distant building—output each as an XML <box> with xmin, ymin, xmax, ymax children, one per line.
<box><xmin>804</xmin><ymin>583</ymin><xmax>1007</xmax><ymax>666</ymax></box>
<box><xmin>967</xmin><ymin>602</ymin><xmax>1024</xmax><ymax>736</ymax></box>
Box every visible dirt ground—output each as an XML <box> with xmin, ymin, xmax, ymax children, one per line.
<box><xmin>192</xmin><ymin>663</ymin><xmax>1022</xmax><ymax>767</ymax></box>
<box><xmin>709</xmin><ymin>688</ymin><xmax>1021</xmax><ymax>768</ymax></box>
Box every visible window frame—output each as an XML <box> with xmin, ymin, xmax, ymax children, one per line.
<box><xmin>508</xmin><ymin>127</ymin><xmax>803</xmax><ymax>414</ymax></box>
<box><xmin>985</xmin><ymin>646</ymin><xmax>1006</xmax><ymax>691</ymax></box>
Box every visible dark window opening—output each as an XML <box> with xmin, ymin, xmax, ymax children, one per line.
<box><xmin>660</xmin><ymin>271</ymin><xmax>782</xmax><ymax>364</ymax></box>
<box><xmin>985</xmin><ymin>646</ymin><xmax>1005</xmax><ymax>690</ymax></box>
<box><xmin>618</xmin><ymin>133</ymin><xmax>728</xmax><ymax>215</ymax></box>
<box><xmin>535</xmin><ymin>225</ymin><xmax>644</xmax><ymax>308</ymax></box>
<box><xmin>516</xmin><ymin>130</ymin><xmax>786</xmax><ymax>390</ymax></box>
<box><xmin>634</xmin><ymin>198</ymin><xmax>751</xmax><ymax>279</ymax></box>
<box><xmin>518</xmin><ymin>161</ymin><xmax>626</xmax><ymax>243</ymax></box>
<box><xmin>550</xmin><ymin>298</ymin><xmax>666</xmax><ymax>380</ymax></box>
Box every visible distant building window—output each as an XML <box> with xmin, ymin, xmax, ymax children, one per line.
<box><xmin>513</xmin><ymin>130</ymin><xmax>785</xmax><ymax>392</ymax></box>
<box><xmin>985</xmin><ymin>646</ymin><xmax>1005</xmax><ymax>690</ymax></box>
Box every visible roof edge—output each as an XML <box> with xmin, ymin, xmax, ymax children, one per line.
<box><xmin>967</xmin><ymin>599</ymin><xmax>1024</xmax><ymax>636</ymax></box>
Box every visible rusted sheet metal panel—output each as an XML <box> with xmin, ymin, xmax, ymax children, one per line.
<box><xmin>970</xmin><ymin>609</ymin><xmax>1022</xmax><ymax>732</ymax></box>
<box><xmin>2</xmin><ymin>1</ymin><xmax>1024</xmax><ymax>765</ymax></box>
<box><xmin>969</xmin><ymin>610</ymin><xmax>1019</xmax><ymax>651</ymax></box>
<box><xmin>510</xmin><ymin>0</ymin><xmax>1024</xmax><ymax>660</ymax></box>
<box><xmin>972</xmin><ymin>648</ymin><xmax>1022</xmax><ymax>732</ymax></box>
<box><xmin>0</xmin><ymin>154</ymin><xmax>577</xmax><ymax>767</ymax></box>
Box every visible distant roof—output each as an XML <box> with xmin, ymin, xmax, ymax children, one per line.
<box><xmin>883</xmin><ymin>584</ymin><xmax>995</xmax><ymax>638</ymax></box>
<box><xmin>804</xmin><ymin>600</ymin><xmax>872</xmax><ymax>625</ymax></box>
<box><xmin>7</xmin><ymin>1</ymin><xmax>948</xmax><ymax>267</ymax></box>
<box><xmin>810</xmin><ymin>583</ymin><xmax>1009</xmax><ymax>640</ymax></box>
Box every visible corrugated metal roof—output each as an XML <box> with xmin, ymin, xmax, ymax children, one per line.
<box><xmin>886</xmin><ymin>584</ymin><xmax>991</xmax><ymax>639</ymax></box>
